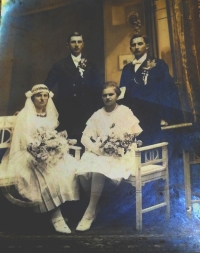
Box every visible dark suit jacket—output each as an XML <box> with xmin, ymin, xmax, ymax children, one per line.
<box><xmin>45</xmin><ymin>55</ymin><xmax>101</xmax><ymax>138</ymax></box>
<box><xmin>120</xmin><ymin>57</ymin><xmax>184</xmax><ymax>144</ymax></box>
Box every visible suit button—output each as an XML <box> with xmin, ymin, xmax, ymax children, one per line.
<box><xmin>74</xmin><ymin>94</ymin><xmax>76</xmax><ymax>97</ymax></box>
<box><xmin>73</xmin><ymin>84</ymin><xmax>75</xmax><ymax>86</ymax></box>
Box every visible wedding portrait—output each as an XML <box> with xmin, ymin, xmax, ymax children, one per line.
<box><xmin>0</xmin><ymin>0</ymin><xmax>200</xmax><ymax>252</ymax></box>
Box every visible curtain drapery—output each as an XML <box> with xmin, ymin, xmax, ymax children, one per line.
<box><xmin>171</xmin><ymin>0</ymin><xmax>200</xmax><ymax>123</ymax></box>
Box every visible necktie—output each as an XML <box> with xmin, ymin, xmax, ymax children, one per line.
<box><xmin>73</xmin><ymin>58</ymin><xmax>80</xmax><ymax>67</ymax></box>
<box><xmin>132</xmin><ymin>59</ymin><xmax>143</xmax><ymax>72</ymax></box>
<box><xmin>132</xmin><ymin>59</ymin><xmax>143</xmax><ymax>65</ymax></box>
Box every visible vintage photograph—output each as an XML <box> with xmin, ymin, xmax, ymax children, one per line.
<box><xmin>0</xmin><ymin>0</ymin><xmax>200</xmax><ymax>252</ymax></box>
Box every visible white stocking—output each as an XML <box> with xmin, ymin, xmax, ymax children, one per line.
<box><xmin>83</xmin><ymin>173</ymin><xmax>105</xmax><ymax>218</ymax></box>
<box><xmin>79</xmin><ymin>175</ymin><xmax>91</xmax><ymax>197</ymax></box>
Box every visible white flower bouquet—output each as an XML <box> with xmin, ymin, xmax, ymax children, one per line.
<box><xmin>99</xmin><ymin>132</ymin><xmax>136</xmax><ymax>158</ymax></box>
<box><xmin>27</xmin><ymin>127</ymin><xmax>69</xmax><ymax>167</ymax></box>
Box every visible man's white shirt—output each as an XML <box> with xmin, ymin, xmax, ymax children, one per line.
<box><xmin>71</xmin><ymin>54</ymin><xmax>84</xmax><ymax>77</ymax></box>
<box><xmin>132</xmin><ymin>53</ymin><xmax>147</xmax><ymax>72</ymax></box>
<box><xmin>71</xmin><ymin>54</ymin><xmax>82</xmax><ymax>67</ymax></box>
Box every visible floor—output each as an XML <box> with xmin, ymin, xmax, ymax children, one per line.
<box><xmin>1</xmin><ymin>179</ymin><xmax>200</xmax><ymax>253</ymax></box>
<box><xmin>1</xmin><ymin>147</ymin><xmax>200</xmax><ymax>252</ymax></box>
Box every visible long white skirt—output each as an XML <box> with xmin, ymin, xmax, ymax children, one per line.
<box><xmin>77</xmin><ymin>149</ymin><xmax>136</xmax><ymax>184</ymax></box>
<box><xmin>2</xmin><ymin>150</ymin><xmax>79</xmax><ymax>213</ymax></box>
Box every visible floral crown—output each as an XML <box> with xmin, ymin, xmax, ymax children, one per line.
<box><xmin>25</xmin><ymin>84</ymin><xmax>54</xmax><ymax>98</ymax></box>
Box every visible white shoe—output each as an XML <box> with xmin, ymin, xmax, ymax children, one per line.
<box><xmin>76</xmin><ymin>214</ymin><xmax>96</xmax><ymax>232</ymax></box>
<box><xmin>51</xmin><ymin>217</ymin><xmax>71</xmax><ymax>234</ymax></box>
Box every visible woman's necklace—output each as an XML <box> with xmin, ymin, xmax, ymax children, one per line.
<box><xmin>37</xmin><ymin>112</ymin><xmax>47</xmax><ymax>117</ymax></box>
<box><xmin>104</xmin><ymin>104</ymin><xmax>118</xmax><ymax>116</ymax></box>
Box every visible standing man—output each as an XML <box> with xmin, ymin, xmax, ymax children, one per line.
<box><xmin>45</xmin><ymin>32</ymin><xmax>101</xmax><ymax>143</ymax></box>
<box><xmin>120</xmin><ymin>34</ymin><xmax>183</xmax><ymax>145</ymax></box>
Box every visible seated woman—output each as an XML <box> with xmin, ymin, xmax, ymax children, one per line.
<box><xmin>3</xmin><ymin>84</ymin><xmax>79</xmax><ymax>234</ymax></box>
<box><xmin>76</xmin><ymin>81</ymin><xmax>142</xmax><ymax>231</ymax></box>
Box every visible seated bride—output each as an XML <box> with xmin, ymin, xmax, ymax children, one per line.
<box><xmin>76</xmin><ymin>81</ymin><xmax>142</xmax><ymax>232</ymax></box>
<box><xmin>1</xmin><ymin>84</ymin><xmax>79</xmax><ymax>234</ymax></box>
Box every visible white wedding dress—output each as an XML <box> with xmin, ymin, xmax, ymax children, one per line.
<box><xmin>77</xmin><ymin>105</ymin><xmax>142</xmax><ymax>183</ymax></box>
<box><xmin>2</xmin><ymin>97</ymin><xmax>79</xmax><ymax>213</ymax></box>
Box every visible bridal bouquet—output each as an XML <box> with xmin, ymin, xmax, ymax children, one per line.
<box><xmin>27</xmin><ymin>127</ymin><xmax>69</xmax><ymax>167</ymax></box>
<box><xmin>99</xmin><ymin>132</ymin><xmax>136</xmax><ymax>158</ymax></box>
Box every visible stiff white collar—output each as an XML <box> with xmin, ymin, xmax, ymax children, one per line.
<box><xmin>71</xmin><ymin>54</ymin><xmax>82</xmax><ymax>67</ymax></box>
<box><xmin>132</xmin><ymin>53</ymin><xmax>147</xmax><ymax>72</ymax></box>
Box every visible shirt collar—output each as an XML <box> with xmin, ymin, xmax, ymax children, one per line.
<box><xmin>133</xmin><ymin>53</ymin><xmax>147</xmax><ymax>64</ymax></box>
<box><xmin>71</xmin><ymin>54</ymin><xmax>82</xmax><ymax>62</ymax></box>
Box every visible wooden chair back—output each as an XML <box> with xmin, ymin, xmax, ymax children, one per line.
<box><xmin>0</xmin><ymin>116</ymin><xmax>16</xmax><ymax>149</ymax></box>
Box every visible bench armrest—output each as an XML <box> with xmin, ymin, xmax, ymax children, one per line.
<box><xmin>136</xmin><ymin>142</ymin><xmax>168</xmax><ymax>152</ymax></box>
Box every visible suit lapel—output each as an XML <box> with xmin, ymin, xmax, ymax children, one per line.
<box><xmin>63</xmin><ymin>55</ymin><xmax>78</xmax><ymax>77</ymax></box>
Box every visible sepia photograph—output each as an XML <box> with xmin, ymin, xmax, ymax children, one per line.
<box><xmin>0</xmin><ymin>0</ymin><xmax>200</xmax><ymax>252</ymax></box>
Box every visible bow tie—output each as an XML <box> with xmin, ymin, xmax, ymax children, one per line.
<box><xmin>132</xmin><ymin>59</ymin><xmax>143</xmax><ymax>65</ymax></box>
<box><xmin>73</xmin><ymin>58</ymin><xmax>81</xmax><ymax>63</ymax></box>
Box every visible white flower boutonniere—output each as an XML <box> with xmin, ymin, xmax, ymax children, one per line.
<box><xmin>78</xmin><ymin>58</ymin><xmax>87</xmax><ymax>78</ymax></box>
<box><xmin>142</xmin><ymin>59</ymin><xmax>157</xmax><ymax>85</ymax></box>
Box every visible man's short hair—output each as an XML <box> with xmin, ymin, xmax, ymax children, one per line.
<box><xmin>102</xmin><ymin>81</ymin><xmax>121</xmax><ymax>97</ymax></box>
<box><xmin>130</xmin><ymin>34</ymin><xmax>149</xmax><ymax>46</ymax></box>
<box><xmin>67</xmin><ymin>32</ymin><xmax>84</xmax><ymax>43</ymax></box>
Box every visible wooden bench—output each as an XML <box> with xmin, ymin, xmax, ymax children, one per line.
<box><xmin>183</xmin><ymin>149</ymin><xmax>200</xmax><ymax>217</ymax></box>
<box><xmin>126</xmin><ymin>142</ymin><xmax>169</xmax><ymax>231</ymax></box>
<box><xmin>0</xmin><ymin>116</ymin><xmax>16</xmax><ymax>186</ymax></box>
<box><xmin>162</xmin><ymin>122</ymin><xmax>194</xmax><ymax>217</ymax></box>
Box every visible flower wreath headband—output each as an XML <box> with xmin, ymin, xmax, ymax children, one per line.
<box><xmin>25</xmin><ymin>85</ymin><xmax>54</xmax><ymax>98</ymax></box>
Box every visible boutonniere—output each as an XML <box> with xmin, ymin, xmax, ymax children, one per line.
<box><xmin>78</xmin><ymin>58</ymin><xmax>87</xmax><ymax>78</ymax></box>
<box><xmin>142</xmin><ymin>59</ymin><xmax>157</xmax><ymax>85</ymax></box>
<box><xmin>78</xmin><ymin>58</ymin><xmax>87</xmax><ymax>69</ymax></box>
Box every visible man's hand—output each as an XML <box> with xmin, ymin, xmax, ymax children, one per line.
<box><xmin>160</xmin><ymin>119</ymin><xmax>168</xmax><ymax>126</ymax></box>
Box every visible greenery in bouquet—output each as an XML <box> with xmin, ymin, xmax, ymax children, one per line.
<box><xmin>99</xmin><ymin>132</ymin><xmax>136</xmax><ymax>157</ymax></box>
<box><xmin>27</xmin><ymin>127</ymin><xmax>69</xmax><ymax>166</ymax></box>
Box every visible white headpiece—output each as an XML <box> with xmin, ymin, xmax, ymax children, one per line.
<box><xmin>25</xmin><ymin>84</ymin><xmax>54</xmax><ymax>98</ymax></box>
<box><xmin>22</xmin><ymin>84</ymin><xmax>59</xmax><ymax>129</ymax></box>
